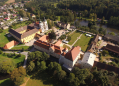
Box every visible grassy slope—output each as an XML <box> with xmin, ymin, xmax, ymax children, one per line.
<box><xmin>0</xmin><ymin>54</ymin><xmax>25</xmax><ymax>66</ymax></box>
<box><xmin>74</xmin><ymin>34</ymin><xmax>93</xmax><ymax>52</ymax></box>
<box><xmin>0</xmin><ymin>29</ymin><xmax>17</xmax><ymax>47</ymax></box>
<box><xmin>26</xmin><ymin>71</ymin><xmax>66</xmax><ymax>86</ymax></box>
<box><xmin>0</xmin><ymin>78</ymin><xmax>12</xmax><ymax>86</ymax></box>
<box><xmin>68</xmin><ymin>31</ymin><xmax>81</xmax><ymax>45</ymax></box>
<box><xmin>12</xmin><ymin>46</ymin><xmax>30</xmax><ymax>50</ymax></box>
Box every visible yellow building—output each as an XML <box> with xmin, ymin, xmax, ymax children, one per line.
<box><xmin>9</xmin><ymin>23</ymin><xmax>40</xmax><ymax>43</ymax></box>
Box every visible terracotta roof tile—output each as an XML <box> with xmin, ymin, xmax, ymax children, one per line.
<box><xmin>3</xmin><ymin>40</ymin><xmax>19</xmax><ymax>49</ymax></box>
<box><xmin>55</xmin><ymin>40</ymin><xmax>62</xmax><ymax>46</ymax></box>
<box><xmin>64</xmin><ymin>46</ymin><xmax>81</xmax><ymax>61</ymax></box>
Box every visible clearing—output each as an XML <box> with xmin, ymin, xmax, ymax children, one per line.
<box><xmin>26</xmin><ymin>70</ymin><xmax>66</xmax><ymax>86</ymax></box>
<box><xmin>6</xmin><ymin>0</ymin><xmax>15</xmax><ymax>4</ymax></box>
<box><xmin>68</xmin><ymin>30</ymin><xmax>81</xmax><ymax>45</ymax></box>
<box><xmin>74</xmin><ymin>33</ymin><xmax>93</xmax><ymax>52</ymax></box>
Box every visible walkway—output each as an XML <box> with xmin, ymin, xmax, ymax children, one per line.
<box><xmin>71</xmin><ymin>34</ymin><xmax>83</xmax><ymax>47</ymax></box>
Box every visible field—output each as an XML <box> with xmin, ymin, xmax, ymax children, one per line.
<box><xmin>12</xmin><ymin>45</ymin><xmax>31</xmax><ymax>50</ymax></box>
<box><xmin>0</xmin><ymin>78</ymin><xmax>12</xmax><ymax>86</ymax></box>
<box><xmin>26</xmin><ymin>70</ymin><xmax>66</xmax><ymax>86</ymax></box>
<box><xmin>63</xmin><ymin>44</ymin><xmax>70</xmax><ymax>50</ymax></box>
<box><xmin>6</xmin><ymin>0</ymin><xmax>15</xmax><ymax>4</ymax></box>
<box><xmin>68</xmin><ymin>31</ymin><xmax>81</xmax><ymax>45</ymax></box>
<box><xmin>0</xmin><ymin>29</ymin><xmax>17</xmax><ymax>47</ymax></box>
<box><xmin>74</xmin><ymin>34</ymin><xmax>93</xmax><ymax>52</ymax></box>
<box><xmin>0</xmin><ymin>53</ymin><xmax>25</xmax><ymax>67</ymax></box>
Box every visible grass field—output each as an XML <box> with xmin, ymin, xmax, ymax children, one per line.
<box><xmin>74</xmin><ymin>34</ymin><xmax>93</xmax><ymax>52</ymax></box>
<box><xmin>6</xmin><ymin>0</ymin><xmax>15</xmax><ymax>4</ymax></box>
<box><xmin>63</xmin><ymin>44</ymin><xmax>70</xmax><ymax>50</ymax></box>
<box><xmin>0</xmin><ymin>29</ymin><xmax>17</xmax><ymax>47</ymax></box>
<box><xmin>68</xmin><ymin>31</ymin><xmax>81</xmax><ymax>45</ymax></box>
<box><xmin>12</xmin><ymin>45</ymin><xmax>30</xmax><ymax>50</ymax></box>
<box><xmin>0</xmin><ymin>78</ymin><xmax>12</xmax><ymax>86</ymax></box>
<box><xmin>0</xmin><ymin>54</ymin><xmax>25</xmax><ymax>67</ymax></box>
<box><xmin>26</xmin><ymin>70</ymin><xmax>66</xmax><ymax>86</ymax></box>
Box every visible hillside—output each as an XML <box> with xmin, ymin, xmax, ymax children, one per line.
<box><xmin>6</xmin><ymin>0</ymin><xmax>15</xmax><ymax>4</ymax></box>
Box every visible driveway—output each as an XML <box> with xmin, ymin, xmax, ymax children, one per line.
<box><xmin>25</xmin><ymin>39</ymin><xmax>37</xmax><ymax>46</ymax></box>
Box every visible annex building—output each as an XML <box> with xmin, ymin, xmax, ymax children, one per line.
<box><xmin>9</xmin><ymin>23</ymin><xmax>40</xmax><ymax>43</ymax></box>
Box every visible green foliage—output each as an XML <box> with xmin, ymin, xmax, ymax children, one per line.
<box><xmin>0</xmin><ymin>29</ymin><xmax>3</xmax><ymax>33</ymax></box>
<box><xmin>10</xmin><ymin>66</ymin><xmax>26</xmax><ymax>86</ymax></box>
<box><xmin>0</xmin><ymin>60</ymin><xmax>15</xmax><ymax>74</ymax></box>
<box><xmin>67</xmin><ymin>36</ymin><xmax>71</xmax><ymax>41</ymax></box>
<box><xmin>42</xmin><ymin>52</ymin><xmax>49</xmax><ymax>61</ymax></box>
<box><xmin>59</xmin><ymin>34</ymin><xmax>66</xmax><ymax>40</ymax></box>
<box><xmin>108</xmin><ymin>32</ymin><xmax>115</xmax><ymax>36</ymax></box>
<box><xmin>27</xmin><ymin>61</ymin><xmax>35</xmax><ymax>72</ymax></box>
<box><xmin>102</xmin><ymin>50</ymin><xmax>109</xmax><ymax>56</ymax></box>
<box><xmin>48</xmin><ymin>30</ymin><xmax>56</xmax><ymax>40</ymax></box>
<box><xmin>0</xmin><ymin>49</ymin><xmax>3</xmax><ymax>54</ymax></box>
<box><xmin>19</xmin><ymin>10</ymin><xmax>27</xmax><ymax>17</ymax></box>
<box><xmin>57</xmin><ymin>70</ymin><xmax>66</xmax><ymax>80</ymax></box>
<box><xmin>40</xmin><ymin>61</ymin><xmax>47</xmax><ymax>71</ymax></box>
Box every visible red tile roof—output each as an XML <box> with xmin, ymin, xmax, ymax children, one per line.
<box><xmin>55</xmin><ymin>40</ymin><xmax>62</xmax><ymax>46</ymax></box>
<box><xmin>3</xmin><ymin>40</ymin><xmax>19</xmax><ymax>49</ymax></box>
<box><xmin>39</xmin><ymin>35</ymin><xmax>49</xmax><ymax>42</ymax></box>
<box><xmin>64</xmin><ymin>46</ymin><xmax>81</xmax><ymax>61</ymax></box>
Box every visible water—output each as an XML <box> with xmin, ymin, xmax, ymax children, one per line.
<box><xmin>78</xmin><ymin>20</ymin><xmax>119</xmax><ymax>35</ymax></box>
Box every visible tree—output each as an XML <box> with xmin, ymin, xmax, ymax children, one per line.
<box><xmin>28</xmin><ymin>52</ymin><xmax>35</xmax><ymax>62</ymax></box>
<box><xmin>40</xmin><ymin>61</ymin><xmax>47</xmax><ymax>71</ymax></box>
<box><xmin>10</xmin><ymin>66</ymin><xmax>26</xmax><ymax>86</ymax></box>
<box><xmin>67</xmin><ymin>36</ymin><xmax>71</xmax><ymax>41</ymax></box>
<box><xmin>108</xmin><ymin>32</ymin><xmax>115</xmax><ymax>36</ymax></box>
<box><xmin>0</xmin><ymin>60</ymin><xmax>15</xmax><ymax>74</ymax></box>
<box><xmin>48</xmin><ymin>62</ymin><xmax>54</xmax><ymax>71</ymax></box>
<box><xmin>19</xmin><ymin>10</ymin><xmax>27</xmax><ymax>17</ymax></box>
<box><xmin>22</xmin><ymin>48</ymin><xmax>24</xmax><ymax>52</ymax></box>
<box><xmin>48</xmin><ymin>30</ymin><xmax>56</xmax><ymax>40</ymax></box>
<box><xmin>42</xmin><ymin>52</ymin><xmax>49</xmax><ymax>61</ymax></box>
<box><xmin>102</xmin><ymin>50</ymin><xmax>109</xmax><ymax>56</ymax></box>
<box><xmin>57</xmin><ymin>70</ymin><xmax>66</xmax><ymax>80</ymax></box>
<box><xmin>27</xmin><ymin>61</ymin><xmax>35</xmax><ymax>72</ymax></box>
<box><xmin>0</xmin><ymin>49</ymin><xmax>3</xmax><ymax>54</ymax></box>
<box><xmin>35</xmin><ymin>51</ymin><xmax>42</xmax><ymax>61</ymax></box>
<box><xmin>67</xmin><ymin>73</ymin><xmax>75</xmax><ymax>86</ymax></box>
<box><xmin>59</xmin><ymin>35</ymin><xmax>66</xmax><ymax>40</ymax></box>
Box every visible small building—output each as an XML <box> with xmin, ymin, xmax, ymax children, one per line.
<box><xmin>13</xmin><ymin>14</ymin><xmax>17</xmax><ymax>18</ymax></box>
<box><xmin>3</xmin><ymin>40</ymin><xmax>19</xmax><ymax>50</ymax></box>
<box><xmin>81</xmin><ymin>52</ymin><xmax>96</xmax><ymax>69</ymax></box>
<box><xmin>104</xmin><ymin>34</ymin><xmax>119</xmax><ymax>44</ymax></box>
<box><xmin>103</xmin><ymin>44</ymin><xmax>119</xmax><ymax>56</ymax></box>
<box><xmin>9</xmin><ymin>23</ymin><xmax>40</xmax><ymax>43</ymax></box>
<box><xmin>2</xmin><ymin>26</ymin><xmax>9</xmax><ymax>30</ymax></box>
<box><xmin>4</xmin><ymin>17</ymin><xmax>10</xmax><ymax>21</ymax></box>
<box><xmin>0</xmin><ymin>22</ymin><xmax>4</xmax><ymax>25</ymax></box>
<box><xmin>57</xmin><ymin>22</ymin><xmax>70</xmax><ymax>29</ymax></box>
<box><xmin>86</xmin><ymin>34</ymin><xmax>92</xmax><ymax>37</ymax></box>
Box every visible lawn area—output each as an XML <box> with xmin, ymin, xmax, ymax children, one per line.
<box><xmin>11</xmin><ymin>45</ymin><xmax>31</xmax><ymax>50</ymax></box>
<box><xmin>0</xmin><ymin>29</ymin><xmax>17</xmax><ymax>47</ymax></box>
<box><xmin>68</xmin><ymin>31</ymin><xmax>81</xmax><ymax>45</ymax></box>
<box><xmin>101</xmin><ymin>55</ymin><xmax>115</xmax><ymax>62</ymax></box>
<box><xmin>0</xmin><ymin>54</ymin><xmax>25</xmax><ymax>67</ymax></box>
<box><xmin>74</xmin><ymin>34</ymin><xmax>93</xmax><ymax>52</ymax></box>
<box><xmin>26</xmin><ymin>70</ymin><xmax>66</xmax><ymax>86</ymax></box>
<box><xmin>63</xmin><ymin>44</ymin><xmax>70</xmax><ymax>50</ymax></box>
<box><xmin>0</xmin><ymin>78</ymin><xmax>12</xmax><ymax>86</ymax></box>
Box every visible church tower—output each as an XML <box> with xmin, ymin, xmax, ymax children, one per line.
<box><xmin>44</xmin><ymin>17</ymin><xmax>48</xmax><ymax>31</ymax></box>
<box><xmin>39</xmin><ymin>19</ymin><xmax>45</xmax><ymax>32</ymax></box>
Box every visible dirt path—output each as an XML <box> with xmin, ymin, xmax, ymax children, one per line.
<box><xmin>6</xmin><ymin>0</ymin><xmax>15</xmax><ymax>4</ymax></box>
<box><xmin>20</xmin><ymin>78</ymin><xmax>30</xmax><ymax>86</ymax></box>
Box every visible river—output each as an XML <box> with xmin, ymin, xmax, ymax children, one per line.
<box><xmin>79</xmin><ymin>20</ymin><xmax>119</xmax><ymax>35</ymax></box>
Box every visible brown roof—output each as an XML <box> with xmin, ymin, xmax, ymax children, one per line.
<box><xmin>21</xmin><ymin>28</ymin><xmax>39</xmax><ymax>39</ymax></box>
<box><xmin>104</xmin><ymin>44</ymin><xmax>119</xmax><ymax>54</ymax></box>
<box><xmin>3</xmin><ymin>40</ymin><xmax>19</xmax><ymax>49</ymax></box>
<box><xmin>15</xmin><ymin>25</ymin><xmax>27</xmax><ymax>32</ymax></box>
<box><xmin>92</xmin><ymin>34</ymin><xmax>99</xmax><ymax>44</ymax></box>
<box><xmin>34</xmin><ymin>40</ymin><xmax>51</xmax><ymax>50</ymax></box>
<box><xmin>104</xmin><ymin>34</ymin><xmax>119</xmax><ymax>42</ymax></box>
<box><xmin>64</xmin><ymin>46</ymin><xmax>81</xmax><ymax>61</ymax></box>
<box><xmin>55</xmin><ymin>40</ymin><xmax>62</xmax><ymax>46</ymax></box>
<box><xmin>39</xmin><ymin>35</ymin><xmax>49</xmax><ymax>42</ymax></box>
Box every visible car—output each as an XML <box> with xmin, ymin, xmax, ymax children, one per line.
<box><xmin>17</xmin><ymin>51</ymin><xmax>21</xmax><ymax>53</ymax></box>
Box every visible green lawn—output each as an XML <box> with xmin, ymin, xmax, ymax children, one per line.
<box><xmin>0</xmin><ymin>29</ymin><xmax>17</xmax><ymax>47</ymax></box>
<box><xmin>63</xmin><ymin>44</ymin><xmax>70</xmax><ymax>50</ymax></box>
<box><xmin>68</xmin><ymin>31</ymin><xmax>81</xmax><ymax>45</ymax></box>
<box><xmin>0</xmin><ymin>78</ymin><xmax>12</xmax><ymax>86</ymax></box>
<box><xmin>11</xmin><ymin>45</ymin><xmax>30</xmax><ymax>50</ymax></box>
<box><xmin>26</xmin><ymin>70</ymin><xmax>66</xmax><ymax>86</ymax></box>
<box><xmin>74</xmin><ymin>34</ymin><xmax>93</xmax><ymax>52</ymax></box>
<box><xmin>0</xmin><ymin>54</ymin><xmax>25</xmax><ymax>67</ymax></box>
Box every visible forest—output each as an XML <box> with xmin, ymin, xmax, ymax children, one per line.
<box><xmin>24</xmin><ymin>0</ymin><xmax>119</xmax><ymax>27</ymax></box>
<box><xmin>0</xmin><ymin>0</ymin><xmax>8</xmax><ymax>6</ymax></box>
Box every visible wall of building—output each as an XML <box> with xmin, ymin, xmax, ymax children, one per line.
<box><xmin>21</xmin><ymin>31</ymin><xmax>40</xmax><ymax>43</ymax></box>
<box><xmin>73</xmin><ymin>53</ymin><xmax>80</xmax><ymax>66</ymax></box>
<box><xmin>10</xmin><ymin>32</ymin><xmax>22</xmax><ymax>43</ymax></box>
<box><xmin>34</xmin><ymin>45</ymin><xmax>49</xmax><ymax>53</ymax></box>
<box><xmin>81</xmin><ymin>62</ymin><xmax>92</xmax><ymax>69</ymax></box>
<box><xmin>19</xmin><ymin>30</ymin><xmax>27</xmax><ymax>34</ymax></box>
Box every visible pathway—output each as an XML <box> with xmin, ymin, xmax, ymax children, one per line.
<box><xmin>71</xmin><ymin>34</ymin><xmax>82</xmax><ymax>47</ymax></box>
